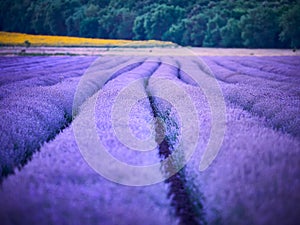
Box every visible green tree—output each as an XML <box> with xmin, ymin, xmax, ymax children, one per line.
<box><xmin>66</xmin><ymin>9</ymin><xmax>84</xmax><ymax>36</ymax></box>
<box><xmin>169</xmin><ymin>13</ymin><xmax>208</xmax><ymax>46</ymax></box>
<box><xmin>30</xmin><ymin>1</ymin><xmax>51</xmax><ymax>34</ymax></box>
<box><xmin>114</xmin><ymin>8</ymin><xmax>136</xmax><ymax>39</ymax></box>
<box><xmin>84</xmin><ymin>3</ymin><xmax>99</xmax><ymax>17</ymax></box>
<box><xmin>100</xmin><ymin>8</ymin><xmax>136</xmax><ymax>39</ymax></box>
<box><xmin>45</xmin><ymin>1</ymin><xmax>67</xmax><ymax>35</ymax></box>
<box><xmin>77</xmin><ymin>3</ymin><xmax>101</xmax><ymax>38</ymax></box>
<box><xmin>133</xmin><ymin>15</ymin><xmax>147</xmax><ymax>40</ymax></box>
<box><xmin>80</xmin><ymin>17</ymin><xmax>99</xmax><ymax>37</ymax></box>
<box><xmin>162</xmin><ymin>21</ymin><xmax>186</xmax><ymax>44</ymax></box>
<box><xmin>220</xmin><ymin>18</ymin><xmax>243</xmax><ymax>47</ymax></box>
<box><xmin>240</xmin><ymin>7</ymin><xmax>280</xmax><ymax>48</ymax></box>
<box><xmin>0</xmin><ymin>0</ymin><xmax>33</xmax><ymax>33</ymax></box>
<box><xmin>279</xmin><ymin>4</ymin><xmax>300</xmax><ymax>48</ymax></box>
<box><xmin>203</xmin><ymin>15</ymin><xmax>226</xmax><ymax>47</ymax></box>
<box><xmin>142</xmin><ymin>4</ymin><xmax>185</xmax><ymax>40</ymax></box>
<box><xmin>186</xmin><ymin>14</ymin><xmax>208</xmax><ymax>46</ymax></box>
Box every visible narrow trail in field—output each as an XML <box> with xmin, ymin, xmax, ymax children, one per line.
<box><xmin>148</xmin><ymin>95</ymin><xmax>203</xmax><ymax>225</ymax></box>
<box><xmin>144</xmin><ymin>61</ymin><xmax>206</xmax><ymax>225</ymax></box>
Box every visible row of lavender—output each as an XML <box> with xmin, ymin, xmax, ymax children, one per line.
<box><xmin>0</xmin><ymin>56</ymin><xmax>144</xmax><ymax>177</ymax></box>
<box><xmin>144</xmin><ymin>56</ymin><xmax>300</xmax><ymax>224</ymax></box>
<box><xmin>202</xmin><ymin>56</ymin><xmax>300</xmax><ymax>137</ymax></box>
<box><xmin>180</xmin><ymin>57</ymin><xmax>300</xmax><ymax>224</ymax></box>
<box><xmin>0</xmin><ymin>57</ymin><xmax>178</xmax><ymax>225</ymax></box>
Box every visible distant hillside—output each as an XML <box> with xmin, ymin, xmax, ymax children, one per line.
<box><xmin>0</xmin><ymin>0</ymin><xmax>299</xmax><ymax>48</ymax></box>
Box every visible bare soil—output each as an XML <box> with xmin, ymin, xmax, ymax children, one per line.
<box><xmin>0</xmin><ymin>46</ymin><xmax>299</xmax><ymax>56</ymax></box>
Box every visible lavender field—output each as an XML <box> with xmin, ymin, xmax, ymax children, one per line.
<box><xmin>0</xmin><ymin>51</ymin><xmax>299</xmax><ymax>225</ymax></box>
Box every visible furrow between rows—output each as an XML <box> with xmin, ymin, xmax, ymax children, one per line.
<box><xmin>145</xmin><ymin>61</ymin><xmax>207</xmax><ymax>225</ymax></box>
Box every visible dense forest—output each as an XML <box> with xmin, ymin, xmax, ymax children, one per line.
<box><xmin>1</xmin><ymin>0</ymin><xmax>300</xmax><ymax>48</ymax></box>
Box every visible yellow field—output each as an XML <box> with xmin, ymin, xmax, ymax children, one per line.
<box><xmin>0</xmin><ymin>32</ymin><xmax>175</xmax><ymax>47</ymax></box>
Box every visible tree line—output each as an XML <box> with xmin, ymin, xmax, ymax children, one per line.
<box><xmin>1</xmin><ymin>0</ymin><xmax>299</xmax><ymax>48</ymax></box>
